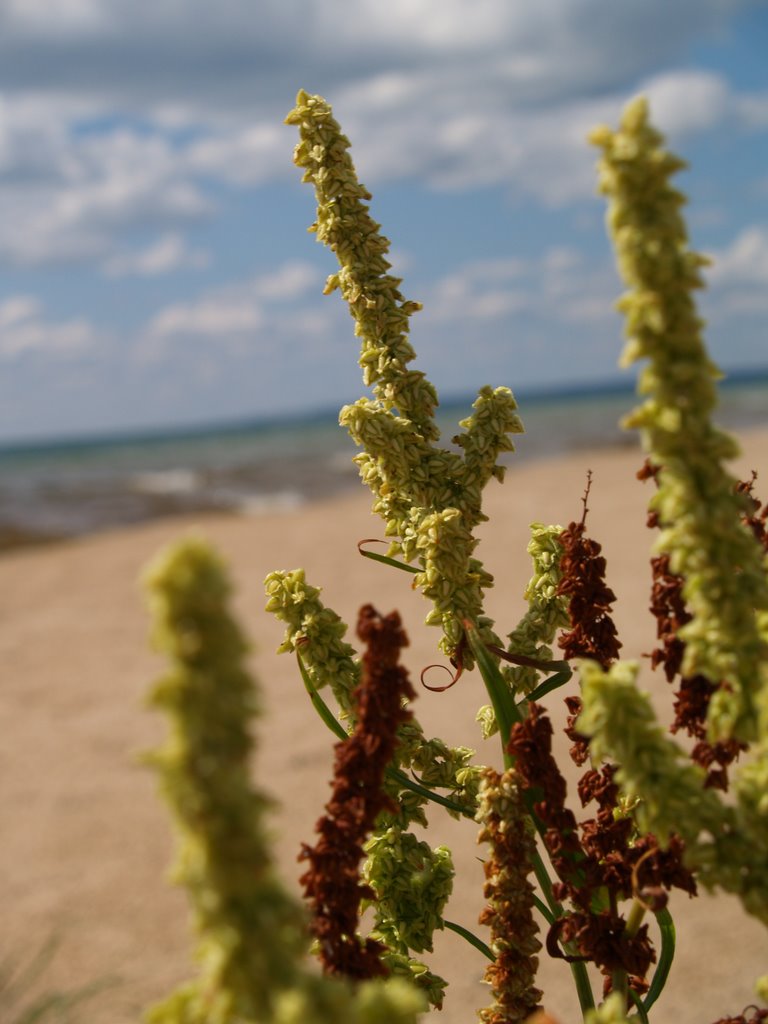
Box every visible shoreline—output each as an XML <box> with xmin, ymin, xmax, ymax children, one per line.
<box><xmin>2</xmin><ymin>379</ymin><xmax>765</xmax><ymax>551</ymax></box>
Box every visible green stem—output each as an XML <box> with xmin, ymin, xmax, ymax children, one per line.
<box><xmin>628</xmin><ymin>987</ymin><xmax>650</xmax><ymax>1024</ymax></box>
<box><xmin>299</xmin><ymin>653</ymin><xmax>474</xmax><ymax>818</ymax></box>
<box><xmin>532</xmin><ymin>894</ymin><xmax>556</xmax><ymax>927</ymax></box>
<box><xmin>643</xmin><ymin>907</ymin><xmax>675</xmax><ymax>1013</ymax></box>
<box><xmin>625</xmin><ymin>898</ymin><xmax>646</xmax><ymax>938</ymax></box>
<box><xmin>531</xmin><ymin>842</ymin><xmax>595</xmax><ymax>1014</ymax></box>
<box><xmin>387</xmin><ymin>768</ymin><xmax>470</xmax><ymax>817</ymax></box>
<box><xmin>444</xmin><ymin>920</ymin><xmax>494</xmax><ymax>961</ymax></box>
<box><xmin>296</xmin><ymin>652</ymin><xmax>350</xmax><ymax>741</ymax></box>
<box><xmin>609</xmin><ymin>894</ymin><xmax>628</xmax><ymax>1006</ymax></box>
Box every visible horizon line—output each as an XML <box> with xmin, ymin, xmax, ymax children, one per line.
<box><xmin>1</xmin><ymin>364</ymin><xmax>766</xmax><ymax>456</ymax></box>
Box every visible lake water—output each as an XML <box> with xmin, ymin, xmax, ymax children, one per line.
<box><xmin>1</xmin><ymin>375</ymin><xmax>766</xmax><ymax>549</ymax></box>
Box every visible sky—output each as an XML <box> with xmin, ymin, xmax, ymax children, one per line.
<box><xmin>0</xmin><ymin>0</ymin><xmax>767</xmax><ymax>443</ymax></box>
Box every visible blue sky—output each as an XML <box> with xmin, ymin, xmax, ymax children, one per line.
<box><xmin>0</xmin><ymin>1</ymin><xmax>766</xmax><ymax>442</ymax></box>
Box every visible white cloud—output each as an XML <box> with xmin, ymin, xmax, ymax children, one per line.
<box><xmin>421</xmin><ymin>249</ymin><xmax>616</xmax><ymax>326</ymax></box>
<box><xmin>0</xmin><ymin>0</ymin><xmax>754</xmax><ymax>111</ymax></box>
<box><xmin>138</xmin><ymin>262</ymin><xmax>350</xmax><ymax>390</ymax></box>
<box><xmin>147</xmin><ymin>260</ymin><xmax>324</xmax><ymax>340</ymax></box>
<box><xmin>709</xmin><ymin>226</ymin><xmax>768</xmax><ymax>286</ymax></box>
<box><xmin>149</xmin><ymin>299</ymin><xmax>263</xmax><ymax>338</ymax></box>
<box><xmin>5</xmin><ymin>0</ymin><xmax>108</xmax><ymax>34</ymax></box>
<box><xmin>641</xmin><ymin>70</ymin><xmax>731</xmax><ymax>136</ymax></box>
<box><xmin>0</xmin><ymin>295</ymin><xmax>101</xmax><ymax>358</ymax></box>
<box><xmin>422</xmin><ymin>260</ymin><xmax>527</xmax><ymax>323</ymax></box>
<box><xmin>0</xmin><ymin>106</ymin><xmax>213</xmax><ymax>267</ymax></box>
<box><xmin>185</xmin><ymin>124</ymin><xmax>288</xmax><ymax>186</ymax></box>
<box><xmin>0</xmin><ymin>3</ymin><xmax>764</xmax><ymax>270</ymax></box>
<box><xmin>103</xmin><ymin>232</ymin><xmax>209</xmax><ymax>277</ymax></box>
<box><xmin>705</xmin><ymin>225</ymin><xmax>768</xmax><ymax>315</ymax></box>
<box><xmin>331</xmin><ymin>67</ymin><xmax>768</xmax><ymax>204</ymax></box>
<box><xmin>252</xmin><ymin>261</ymin><xmax>319</xmax><ymax>301</ymax></box>
<box><xmin>0</xmin><ymin>295</ymin><xmax>40</xmax><ymax>328</ymax></box>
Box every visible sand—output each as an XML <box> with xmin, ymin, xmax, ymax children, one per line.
<box><xmin>2</xmin><ymin>428</ymin><xmax>767</xmax><ymax>1023</ymax></box>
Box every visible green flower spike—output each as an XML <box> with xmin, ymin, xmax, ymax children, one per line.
<box><xmin>363</xmin><ymin>827</ymin><xmax>453</xmax><ymax>1010</ymax></box>
<box><xmin>285</xmin><ymin>90</ymin><xmax>524</xmax><ymax>664</ymax></box>
<box><xmin>476</xmin><ymin>767</ymin><xmax>542</xmax><ymax>1024</ymax></box>
<box><xmin>265</xmin><ymin>568</ymin><xmax>360</xmax><ymax>723</ymax></box>
<box><xmin>265</xmin><ymin>568</ymin><xmax>481</xmax><ymax>820</ymax></box>
<box><xmin>591</xmin><ymin>96</ymin><xmax>768</xmax><ymax>742</ymax></box>
<box><xmin>363</xmin><ymin>828</ymin><xmax>454</xmax><ymax>955</ymax></box>
<box><xmin>143</xmin><ymin>538</ymin><xmax>306</xmax><ymax>1023</ymax></box>
<box><xmin>477</xmin><ymin>522</ymin><xmax>569</xmax><ymax>738</ymax></box>
<box><xmin>578</xmin><ymin>660</ymin><xmax>768</xmax><ymax>927</ymax></box>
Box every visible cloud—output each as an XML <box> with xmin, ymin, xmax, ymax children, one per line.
<box><xmin>705</xmin><ymin>225</ymin><xmax>768</xmax><ymax>315</ymax></box>
<box><xmin>0</xmin><ymin>294</ymin><xmax>40</xmax><ymax>328</ymax></box>
<box><xmin>0</xmin><ymin>110</ymin><xmax>213</xmax><ymax>266</ymax></box>
<box><xmin>149</xmin><ymin>298</ymin><xmax>263</xmax><ymax>339</ymax></box>
<box><xmin>145</xmin><ymin>260</ymin><xmax>320</xmax><ymax>340</ymax></box>
<box><xmin>0</xmin><ymin>0</ymin><xmax>756</xmax><ymax>112</ymax></box>
<box><xmin>185</xmin><ymin>124</ymin><xmax>288</xmax><ymax>186</ymax></box>
<box><xmin>709</xmin><ymin>226</ymin><xmax>768</xmax><ymax>285</ymax></box>
<box><xmin>0</xmin><ymin>3</ymin><xmax>765</xmax><ymax>270</ymax></box>
<box><xmin>251</xmin><ymin>261</ymin><xmax>319</xmax><ymax>300</ymax></box>
<box><xmin>420</xmin><ymin>248</ymin><xmax>616</xmax><ymax>326</ymax></box>
<box><xmin>0</xmin><ymin>295</ymin><xmax>101</xmax><ymax>358</ymax></box>
<box><xmin>103</xmin><ymin>232</ymin><xmax>209</xmax><ymax>277</ymax></box>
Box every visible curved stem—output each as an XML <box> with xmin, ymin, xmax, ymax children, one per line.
<box><xmin>643</xmin><ymin>907</ymin><xmax>675</xmax><ymax>1013</ymax></box>
<box><xmin>298</xmin><ymin>653</ymin><xmax>475</xmax><ymax>818</ymax></box>
<box><xmin>444</xmin><ymin>920</ymin><xmax>494</xmax><ymax>961</ymax></box>
<box><xmin>387</xmin><ymin>768</ymin><xmax>470</xmax><ymax>817</ymax></box>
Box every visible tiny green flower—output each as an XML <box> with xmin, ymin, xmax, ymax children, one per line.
<box><xmin>585</xmin><ymin>991</ymin><xmax>632</xmax><ymax>1024</ymax></box>
<box><xmin>364</xmin><ymin>828</ymin><xmax>454</xmax><ymax>955</ymax></box>
<box><xmin>286</xmin><ymin>90</ymin><xmax>524</xmax><ymax>665</ymax></box>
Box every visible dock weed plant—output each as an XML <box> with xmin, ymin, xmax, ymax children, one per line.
<box><xmin>143</xmin><ymin>93</ymin><xmax>768</xmax><ymax>1023</ymax></box>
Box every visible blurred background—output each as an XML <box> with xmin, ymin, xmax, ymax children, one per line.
<box><xmin>0</xmin><ymin>0</ymin><xmax>766</xmax><ymax>544</ymax></box>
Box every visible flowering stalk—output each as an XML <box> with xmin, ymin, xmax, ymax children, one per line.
<box><xmin>285</xmin><ymin>90</ymin><xmax>523</xmax><ymax>665</ymax></box>
<box><xmin>265</xmin><ymin>567</ymin><xmax>360</xmax><ymax>724</ymax></box>
<box><xmin>639</xmin><ymin>461</ymin><xmax>748</xmax><ymax>789</ymax></box>
<box><xmin>143</xmin><ymin>538</ymin><xmax>306</xmax><ymax>1022</ymax></box>
<box><xmin>477</xmin><ymin>523</ymin><xmax>571</xmax><ymax>739</ymax></box>
<box><xmin>580</xmin><ymin>100</ymin><xmax>768</xmax><ymax>1010</ymax></box>
<box><xmin>590</xmin><ymin>96</ymin><xmax>768</xmax><ymax>743</ymax></box>
<box><xmin>299</xmin><ymin>605</ymin><xmax>415</xmax><ymax>980</ymax></box>
<box><xmin>578</xmin><ymin>660</ymin><xmax>768</xmax><ymax>928</ymax></box>
<box><xmin>476</xmin><ymin>767</ymin><xmax>543</xmax><ymax>1024</ymax></box>
<box><xmin>264</xmin><ymin>568</ymin><xmax>474</xmax><ymax>1008</ymax></box>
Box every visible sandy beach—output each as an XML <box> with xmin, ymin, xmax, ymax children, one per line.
<box><xmin>2</xmin><ymin>428</ymin><xmax>767</xmax><ymax>1023</ymax></box>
